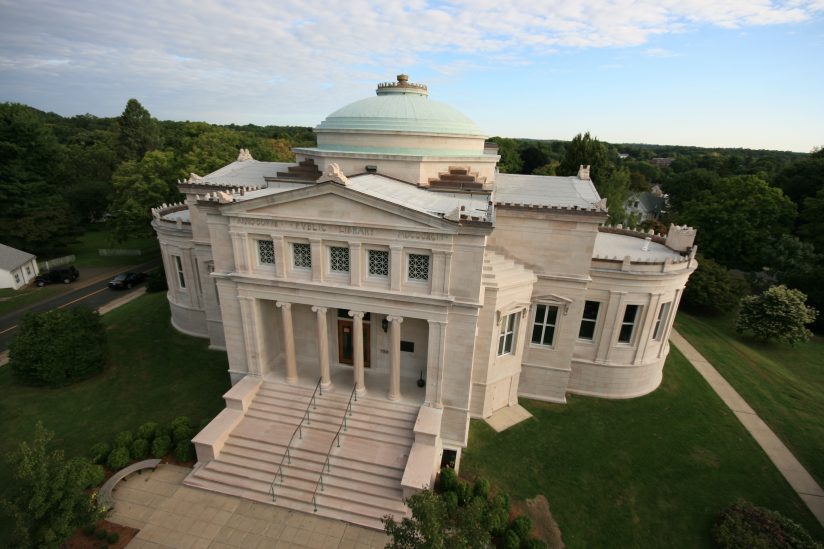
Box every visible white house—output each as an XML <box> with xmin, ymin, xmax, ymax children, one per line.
<box><xmin>0</xmin><ymin>243</ymin><xmax>39</xmax><ymax>290</ymax></box>
<box><xmin>151</xmin><ymin>75</ymin><xmax>697</xmax><ymax>528</ymax></box>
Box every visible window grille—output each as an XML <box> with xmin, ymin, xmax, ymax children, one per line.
<box><xmin>407</xmin><ymin>253</ymin><xmax>430</xmax><ymax>281</ymax></box>
<box><xmin>368</xmin><ymin>249</ymin><xmax>389</xmax><ymax>277</ymax></box>
<box><xmin>329</xmin><ymin>246</ymin><xmax>350</xmax><ymax>273</ymax></box>
<box><xmin>293</xmin><ymin>243</ymin><xmax>311</xmax><ymax>269</ymax></box>
<box><xmin>531</xmin><ymin>304</ymin><xmax>559</xmax><ymax>347</ymax></box>
<box><xmin>497</xmin><ymin>312</ymin><xmax>518</xmax><ymax>356</ymax></box>
<box><xmin>257</xmin><ymin>240</ymin><xmax>275</xmax><ymax>265</ymax></box>
<box><xmin>578</xmin><ymin>300</ymin><xmax>600</xmax><ymax>340</ymax></box>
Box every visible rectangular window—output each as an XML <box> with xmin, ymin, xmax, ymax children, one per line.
<box><xmin>497</xmin><ymin>312</ymin><xmax>519</xmax><ymax>356</ymax></box>
<box><xmin>292</xmin><ymin>243</ymin><xmax>311</xmax><ymax>269</ymax></box>
<box><xmin>578</xmin><ymin>300</ymin><xmax>600</xmax><ymax>340</ymax></box>
<box><xmin>408</xmin><ymin>253</ymin><xmax>430</xmax><ymax>281</ymax></box>
<box><xmin>257</xmin><ymin>240</ymin><xmax>275</xmax><ymax>265</ymax></box>
<box><xmin>329</xmin><ymin>246</ymin><xmax>350</xmax><ymax>273</ymax></box>
<box><xmin>618</xmin><ymin>304</ymin><xmax>640</xmax><ymax>343</ymax></box>
<box><xmin>531</xmin><ymin>304</ymin><xmax>559</xmax><ymax>347</ymax></box>
<box><xmin>25</xmin><ymin>265</ymin><xmax>31</xmax><ymax>275</ymax></box>
<box><xmin>174</xmin><ymin>255</ymin><xmax>186</xmax><ymax>289</ymax></box>
<box><xmin>14</xmin><ymin>272</ymin><xmax>21</xmax><ymax>283</ymax></box>
<box><xmin>400</xmin><ymin>341</ymin><xmax>415</xmax><ymax>353</ymax></box>
<box><xmin>653</xmin><ymin>302</ymin><xmax>671</xmax><ymax>340</ymax></box>
<box><xmin>368</xmin><ymin>249</ymin><xmax>389</xmax><ymax>277</ymax></box>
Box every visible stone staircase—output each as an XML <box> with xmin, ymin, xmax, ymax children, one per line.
<box><xmin>184</xmin><ymin>381</ymin><xmax>418</xmax><ymax>529</ymax></box>
<box><xmin>482</xmin><ymin>249</ymin><xmax>536</xmax><ymax>289</ymax></box>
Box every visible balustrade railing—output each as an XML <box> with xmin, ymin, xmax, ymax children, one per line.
<box><xmin>311</xmin><ymin>384</ymin><xmax>358</xmax><ymax>512</ymax></box>
<box><xmin>268</xmin><ymin>377</ymin><xmax>323</xmax><ymax>501</ymax></box>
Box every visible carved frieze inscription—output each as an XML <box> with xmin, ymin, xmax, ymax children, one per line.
<box><xmin>233</xmin><ymin>218</ymin><xmax>447</xmax><ymax>241</ymax></box>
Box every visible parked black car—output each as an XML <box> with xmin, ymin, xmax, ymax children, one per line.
<box><xmin>107</xmin><ymin>272</ymin><xmax>147</xmax><ymax>290</ymax></box>
<box><xmin>35</xmin><ymin>266</ymin><xmax>79</xmax><ymax>286</ymax></box>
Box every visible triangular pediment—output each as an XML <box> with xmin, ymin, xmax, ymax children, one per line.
<box><xmin>221</xmin><ymin>182</ymin><xmax>457</xmax><ymax>232</ymax></box>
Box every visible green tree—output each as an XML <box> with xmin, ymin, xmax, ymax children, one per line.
<box><xmin>116</xmin><ymin>98</ymin><xmax>160</xmax><ymax>162</ymax></box>
<box><xmin>383</xmin><ymin>489</ymin><xmax>447</xmax><ymax>548</ymax></box>
<box><xmin>489</xmin><ymin>136</ymin><xmax>523</xmax><ymax>174</ymax></box>
<box><xmin>0</xmin><ymin>103</ymin><xmax>75</xmax><ymax>253</ymax></box>
<box><xmin>519</xmin><ymin>142</ymin><xmax>552</xmax><ymax>175</ymax></box>
<box><xmin>9</xmin><ymin>307</ymin><xmax>107</xmax><ymax>386</ymax></box>
<box><xmin>677</xmin><ymin>175</ymin><xmax>796</xmax><ymax>270</ymax></box>
<box><xmin>661</xmin><ymin>168</ymin><xmax>719</xmax><ymax>214</ymax></box>
<box><xmin>682</xmin><ymin>256</ymin><xmax>749</xmax><ymax>315</ymax></box>
<box><xmin>773</xmin><ymin>156</ymin><xmax>824</xmax><ymax>205</ymax></box>
<box><xmin>736</xmin><ymin>285</ymin><xmax>818</xmax><ymax>344</ymax></box>
<box><xmin>1</xmin><ymin>423</ymin><xmax>101</xmax><ymax>548</ymax></box>
<box><xmin>798</xmin><ymin>188</ymin><xmax>824</xmax><ymax>253</ymax></box>
<box><xmin>111</xmin><ymin>150</ymin><xmax>183</xmax><ymax>239</ymax></box>
<box><xmin>556</xmin><ymin>132</ymin><xmax>611</xmax><ymax>184</ymax></box>
<box><xmin>599</xmin><ymin>168</ymin><xmax>632</xmax><ymax>225</ymax></box>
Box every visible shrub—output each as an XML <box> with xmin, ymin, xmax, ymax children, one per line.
<box><xmin>153</xmin><ymin>424</ymin><xmax>171</xmax><ymax>440</ymax></box>
<box><xmin>151</xmin><ymin>435</ymin><xmax>172</xmax><ymax>458</ymax></box>
<box><xmin>83</xmin><ymin>524</ymin><xmax>96</xmax><ymax>536</ymax></box>
<box><xmin>136</xmin><ymin>422</ymin><xmax>159</xmax><ymax>441</ymax></box>
<box><xmin>107</xmin><ymin>532</ymin><xmax>119</xmax><ymax>544</ymax></box>
<box><xmin>9</xmin><ymin>308</ymin><xmax>107</xmax><ymax>386</ymax></box>
<box><xmin>437</xmin><ymin>467</ymin><xmax>459</xmax><ymax>493</ymax></box>
<box><xmin>682</xmin><ymin>256</ymin><xmax>748</xmax><ymax>315</ymax></box>
<box><xmin>170</xmin><ymin>416</ymin><xmax>192</xmax><ymax>431</ymax></box>
<box><xmin>713</xmin><ymin>501</ymin><xmax>819</xmax><ymax>549</ymax></box>
<box><xmin>146</xmin><ymin>267</ymin><xmax>167</xmax><ymax>293</ymax></box>
<box><xmin>486</xmin><ymin>499</ymin><xmax>509</xmax><ymax>537</ymax></box>
<box><xmin>89</xmin><ymin>442</ymin><xmax>111</xmax><ymax>465</ymax></box>
<box><xmin>736</xmin><ymin>285</ymin><xmax>818</xmax><ymax>345</ymax></box>
<box><xmin>442</xmin><ymin>490</ymin><xmax>458</xmax><ymax>517</ymax></box>
<box><xmin>503</xmin><ymin>529</ymin><xmax>521</xmax><ymax>549</ymax></box>
<box><xmin>172</xmin><ymin>424</ymin><xmax>194</xmax><ymax>444</ymax></box>
<box><xmin>522</xmin><ymin>539</ymin><xmax>548</xmax><ymax>549</ymax></box>
<box><xmin>174</xmin><ymin>440</ymin><xmax>195</xmax><ymax>462</ymax></box>
<box><xmin>95</xmin><ymin>528</ymin><xmax>107</xmax><ymax>540</ymax></box>
<box><xmin>510</xmin><ymin>516</ymin><xmax>533</xmax><ymax>540</ymax></box>
<box><xmin>113</xmin><ymin>430</ymin><xmax>133</xmax><ymax>449</ymax></box>
<box><xmin>130</xmin><ymin>438</ymin><xmax>150</xmax><ymax>461</ymax></box>
<box><xmin>106</xmin><ymin>447</ymin><xmax>130</xmax><ymax>471</ymax></box>
<box><xmin>473</xmin><ymin>478</ymin><xmax>490</xmax><ymax>500</ymax></box>
<box><xmin>455</xmin><ymin>480</ymin><xmax>472</xmax><ymax>506</ymax></box>
<box><xmin>83</xmin><ymin>464</ymin><xmax>105</xmax><ymax>488</ymax></box>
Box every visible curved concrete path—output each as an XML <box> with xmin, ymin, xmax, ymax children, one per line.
<box><xmin>670</xmin><ymin>329</ymin><xmax>824</xmax><ymax>527</ymax></box>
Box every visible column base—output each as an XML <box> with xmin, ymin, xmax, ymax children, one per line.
<box><xmin>356</xmin><ymin>386</ymin><xmax>367</xmax><ymax>397</ymax></box>
<box><xmin>387</xmin><ymin>392</ymin><xmax>400</xmax><ymax>402</ymax></box>
<box><xmin>286</xmin><ymin>376</ymin><xmax>298</xmax><ymax>384</ymax></box>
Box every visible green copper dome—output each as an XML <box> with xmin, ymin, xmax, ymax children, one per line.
<box><xmin>316</xmin><ymin>75</ymin><xmax>485</xmax><ymax>137</ymax></box>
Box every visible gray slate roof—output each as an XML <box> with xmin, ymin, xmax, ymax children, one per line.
<box><xmin>0</xmin><ymin>243</ymin><xmax>35</xmax><ymax>271</ymax></box>
<box><xmin>494</xmin><ymin>173</ymin><xmax>602</xmax><ymax>210</ymax></box>
<box><xmin>196</xmin><ymin>160</ymin><xmax>296</xmax><ymax>187</ymax></box>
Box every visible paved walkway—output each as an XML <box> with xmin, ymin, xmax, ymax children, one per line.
<box><xmin>670</xmin><ymin>329</ymin><xmax>824</xmax><ymax>527</ymax></box>
<box><xmin>108</xmin><ymin>464</ymin><xmax>388</xmax><ymax>548</ymax></box>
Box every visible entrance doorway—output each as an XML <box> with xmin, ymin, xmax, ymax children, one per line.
<box><xmin>337</xmin><ymin>310</ymin><xmax>370</xmax><ymax>367</ymax></box>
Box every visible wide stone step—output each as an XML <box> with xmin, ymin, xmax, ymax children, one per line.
<box><xmin>258</xmin><ymin>384</ymin><xmax>420</xmax><ymax>417</ymax></box>
<box><xmin>222</xmin><ymin>439</ymin><xmax>405</xmax><ymax>480</ymax></box>
<box><xmin>248</xmin><ymin>400</ymin><xmax>415</xmax><ymax>436</ymax></box>
<box><xmin>254</xmin><ymin>389</ymin><xmax>419</xmax><ymax>424</ymax></box>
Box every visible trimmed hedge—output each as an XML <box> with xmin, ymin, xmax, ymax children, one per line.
<box><xmin>130</xmin><ymin>438</ymin><xmax>150</xmax><ymax>460</ymax></box>
<box><xmin>174</xmin><ymin>440</ymin><xmax>195</xmax><ymax>462</ymax></box>
<box><xmin>106</xmin><ymin>447</ymin><xmax>130</xmax><ymax>471</ymax></box>
<box><xmin>89</xmin><ymin>442</ymin><xmax>111</xmax><ymax>465</ymax></box>
<box><xmin>136</xmin><ymin>422</ymin><xmax>159</xmax><ymax>441</ymax></box>
<box><xmin>713</xmin><ymin>501</ymin><xmax>820</xmax><ymax>549</ymax></box>
<box><xmin>113</xmin><ymin>430</ymin><xmax>133</xmax><ymax>449</ymax></box>
<box><xmin>151</xmin><ymin>435</ymin><xmax>172</xmax><ymax>459</ymax></box>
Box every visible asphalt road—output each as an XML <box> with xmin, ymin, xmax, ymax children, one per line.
<box><xmin>0</xmin><ymin>258</ymin><xmax>161</xmax><ymax>352</ymax></box>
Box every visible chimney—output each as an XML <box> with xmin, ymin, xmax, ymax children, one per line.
<box><xmin>577</xmin><ymin>165</ymin><xmax>591</xmax><ymax>180</ymax></box>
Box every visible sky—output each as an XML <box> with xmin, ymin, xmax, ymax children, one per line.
<box><xmin>0</xmin><ymin>0</ymin><xmax>822</xmax><ymax>152</ymax></box>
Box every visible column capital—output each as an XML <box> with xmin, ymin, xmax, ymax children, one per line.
<box><xmin>386</xmin><ymin>315</ymin><xmax>404</xmax><ymax>324</ymax></box>
<box><xmin>311</xmin><ymin>305</ymin><xmax>328</xmax><ymax>314</ymax></box>
<box><xmin>276</xmin><ymin>301</ymin><xmax>291</xmax><ymax>310</ymax></box>
<box><xmin>348</xmin><ymin>310</ymin><xmax>365</xmax><ymax>319</ymax></box>
<box><xmin>427</xmin><ymin>319</ymin><xmax>447</xmax><ymax>326</ymax></box>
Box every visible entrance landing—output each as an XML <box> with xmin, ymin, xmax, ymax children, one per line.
<box><xmin>485</xmin><ymin>404</ymin><xmax>533</xmax><ymax>432</ymax></box>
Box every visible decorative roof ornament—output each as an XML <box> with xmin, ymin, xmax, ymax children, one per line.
<box><xmin>323</xmin><ymin>163</ymin><xmax>350</xmax><ymax>186</ymax></box>
<box><xmin>188</xmin><ymin>173</ymin><xmax>203</xmax><ymax>182</ymax></box>
<box><xmin>376</xmin><ymin>74</ymin><xmax>429</xmax><ymax>97</ymax></box>
<box><xmin>237</xmin><ymin>148</ymin><xmax>254</xmax><ymax>161</ymax></box>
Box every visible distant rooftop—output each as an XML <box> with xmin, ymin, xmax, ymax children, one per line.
<box><xmin>0</xmin><ymin>243</ymin><xmax>35</xmax><ymax>271</ymax></box>
<box><xmin>495</xmin><ymin>173</ymin><xmax>604</xmax><ymax>211</ymax></box>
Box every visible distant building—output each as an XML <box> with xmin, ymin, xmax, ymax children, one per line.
<box><xmin>0</xmin><ymin>243</ymin><xmax>39</xmax><ymax>290</ymax></box>
<box><xmin>650</xmin><ymin>157</ymin><xmax>675</xmax><ymax>169</ymax></box>
<box><xmin>626</xmin><ymin>192</ymin><xmax>666</xmax><ymax>223</ymax></box>
<box><xmin>151</xmin><ymin>75</ymin><xmax>698</xmax><ymax>527</ymax></box>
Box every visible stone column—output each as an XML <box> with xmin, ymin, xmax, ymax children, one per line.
<box><xmin>426</xmin><ymin>320</ymin><xmax>447</xmax><ymax>408</ymax></box>
<box><xmin>312</xmin><ymin>306</ymin><xmax>331</xmax><ymax>388</ymax></box>
<box><xmin>389</xmin><ymin>245</ymin><xmax>403</xmax><ymax>291</ymax></box>
<box><xmin>348</xmin><ymin>310</ymin><xmax>366</xmax><ymax>395</ymax></box>
<box><xmin>276</xmin><ymin>302</ymin><xmax>298</xmax><ymax>383</ymax></box>
<box><xmin>386</xmin><ymin>316</ymin><xmax>404</xmax><ymax>401</ymax></box>
<box><xmin>238</xmin><ymin>296</ymin><xmax>261</xmax><ymax>376</ymax></box>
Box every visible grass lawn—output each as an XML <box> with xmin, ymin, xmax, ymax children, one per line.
<box><xmin>45</xmin><ymin>225</ymin><xmax>160</xmax><ymax>268</ymax></box>
<box><xmin>675</xmin><ymin>312</ymin><xmax>824</xmax><ymax>488</ymax></box>
<box><xmin>0</xmin><ymin>292</ymin><xmax>230</xmax><ymax>544</ymax></box>
<box><xmin>0</xmin><ymin>286</ymin><xmax>65</xmax><ymax>316</ymax></box>
<box><xmin>461</xmin><ymin>347</ymin><xmax>824</xmax><ymax>548</ymax></box>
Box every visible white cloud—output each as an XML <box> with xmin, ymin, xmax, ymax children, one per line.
<box><xmin>0</xmin><ymin>0</ymin><xmax>821</xmax><ymax>123</ymax></box>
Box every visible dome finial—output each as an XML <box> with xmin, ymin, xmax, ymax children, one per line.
<box><xmin>376</xmin><ymin>74</ymin><xmax>428</xmax><ymax>96</ymax></box>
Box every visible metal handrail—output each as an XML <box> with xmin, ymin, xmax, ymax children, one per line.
<box><xmin>311</xmin><ymin>384</ymin><xmax>358</xmax><ymax>512</ymax></box>
<box><xmin>269</xmin><ymin>377</ymin><xmax>323</xmax><ymax>501</ymax></box>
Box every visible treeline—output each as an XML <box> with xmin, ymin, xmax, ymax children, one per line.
<box><xmin>0</xmin><ymin>100</ymin><xmax>316</xmax><ymax>255</ymax></box>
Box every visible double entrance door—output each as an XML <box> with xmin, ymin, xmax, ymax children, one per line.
<box><xmin>337</xmin><ymin>309</ymin><xmax>370</xmax><ymax>367</ymax></box>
